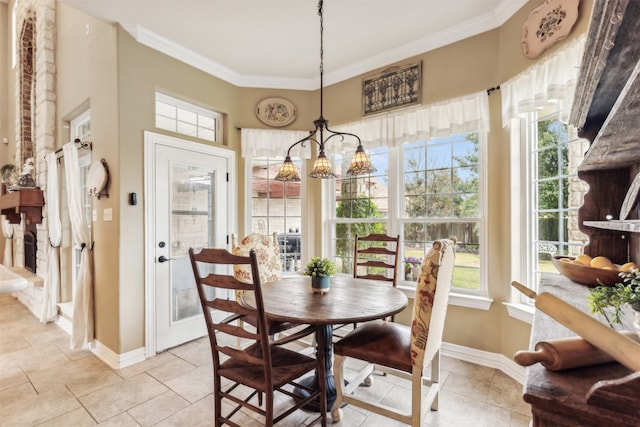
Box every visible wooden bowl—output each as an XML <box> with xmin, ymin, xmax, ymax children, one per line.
<box><xmin>551</xmin><ymin>256</ymin><xmax>623</xmax><ymax>287</ymax></box>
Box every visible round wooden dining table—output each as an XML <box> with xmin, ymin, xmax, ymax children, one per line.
<box><xmin>242</xmin><ymin>274</ymin><xmax>408</xmax><ymax>412</ymax></box>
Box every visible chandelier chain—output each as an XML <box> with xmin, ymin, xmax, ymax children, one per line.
<box><xmin>318</xmin><ymin>0</ymin><xmax>324</xmax><ymax>117</ymax></box>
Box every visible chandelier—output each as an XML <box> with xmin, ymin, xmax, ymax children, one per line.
<box><xmin>274</xmin><ymin>0</ymin><xmax>376</xmax><ymax>182</ymax></box>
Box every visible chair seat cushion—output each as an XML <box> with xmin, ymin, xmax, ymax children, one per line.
<box><xmin>220</xmin><ymin>344</ymin><xmax>317</xmax><ymax>391</ymax></box>
<box><xmin>333</xmin><ymin>320</ymin><xmax>411</xmax><ymax>373</ymax></box>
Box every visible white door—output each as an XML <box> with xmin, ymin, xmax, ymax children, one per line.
<box><xmin>145</xmin><ymin>132</ymin><xmax>235</xmax><ymax>352</ymax></box>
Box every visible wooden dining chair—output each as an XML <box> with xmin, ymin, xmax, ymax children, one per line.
<box><xmin>353</xmin><ymin>233</ymin><xmax>401</xmax><ymax>288</ymax></box>
<box><xmin>331</xmin><ymin>238</ymin><xmax>456</xmax><ymax>426</ymax></box>
<box><xmin>188</xmin><ymin>247</ymin><xmax>327</xmax><ymax>427</ymax></box>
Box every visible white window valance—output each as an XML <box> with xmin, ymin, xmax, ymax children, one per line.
<box><xmin>328</xmin><ymin>91</ymin><xmax>489</xmax><ymax>156</ymax></box>
<box><xmin>501</xmin><ymin>35</ymin><xmax>585</xmax><ymax>127</ymax></box>
<box><xmin>241</xmin><ymin>128</ymin><xmax>312</xmax><ymax>159</ymax></box>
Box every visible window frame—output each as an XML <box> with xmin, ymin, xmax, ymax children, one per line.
<box><xmin>512</xmin><ymin>106</ymin><xmax>588</xmax><ymax>305</ymax></box>
<box><xmin>68</xmin><ymin>109</ymin><xmax>92</xmax><ymax>300</ymax></box>
<box><xmin>324</xmin><ymin>130</ymin><xmax>488</xmax><ymax>296</ymax></box>
<box><xmin>155</xmin><ymin>91</ymin><xmax>223</xmax><ymax>143</ymax></box>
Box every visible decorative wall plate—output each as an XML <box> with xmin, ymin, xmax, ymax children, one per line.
<box><xmin>521</xmin><ymin>0</ymin><xmax>580</xmax><ymax>59</ymax></box>
<box><xmin>87</xmin><ymin>159</ymin><xmax>109</xmax><ymax>198</ymax></box>
<box><xmin>256</xmin><ymin>97</ymin><xmax>297</xmax><ymax>127</ymax></box>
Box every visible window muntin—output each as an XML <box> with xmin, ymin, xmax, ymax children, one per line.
<box><xmin>249</xmin><ymin>158</ymin><xmax>303</xmax><ymax>273</ymax></box>
<box><xmin>155</xmin><ymin>92</ymin><xmax>222</xmax><ymax>143</ymax></box>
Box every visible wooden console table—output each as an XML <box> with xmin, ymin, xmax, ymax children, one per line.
<box><xmin>524</xmin><ymin>274</ymin><xmax>639</xmax><ymax>426</ymax></box>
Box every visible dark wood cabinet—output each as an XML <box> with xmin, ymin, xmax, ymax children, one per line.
<box><xmin>570</xmin><ymin>0</ymin><xmax>640</xmax><ymax>265</ymax></box>
<box><xmin>524</xmin><ymin>1</ymin><xmax>640</xmax><ymax>425</ymax></box>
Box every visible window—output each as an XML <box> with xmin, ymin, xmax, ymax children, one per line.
<box><xmin>248</xmin><ymin>157</ymin><xmax>303</xmax><ymax>273</ymax></box>
<box><xmin>403</xmin><ymin>134</ymin><xmax>483</xmax><ymax>291</ymax></box>
<box><xmin>521</xmin><ymin>105</ymin><xmax>588</xmax><ymax>292</ymax></box>
<box><xmin>60</xmin><ymin>110</ymin><xmax>92</xmax><ymax>306</ymax></box>
<box><xmin>329</xmin><ymin>132</ymin><xmax>486</xmax><ymax>293</ymax></box>
<box><xmin>155</xmin><ymin>92</ymin><xmax>222</xmax><ymax>143</ymax></box>
<box><xmin>331</xmin><ymin>147</ymin><xmax>389</xmax><ymax>276</ymax></box>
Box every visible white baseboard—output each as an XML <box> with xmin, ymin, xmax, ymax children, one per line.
<box><xmin>441</xmin><ymin>341</ymin><xmax>525</xmax><ymax>384</ymax></box>
<box><xmin>91</xmin><ymin>340</ymin><xmax>147</xmax><ymax>370</ymax></box>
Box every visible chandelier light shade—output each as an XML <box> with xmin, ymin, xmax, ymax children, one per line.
<box><xmin>274</xmin><ymin>0</ymin><xmax>376</xmax><ymax>182</ymax></box>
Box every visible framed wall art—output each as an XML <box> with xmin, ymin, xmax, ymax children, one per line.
<box><xmin>362</xmin><ymin>62</ymin><xmax>422</xmax><ymax>116</ymax></box>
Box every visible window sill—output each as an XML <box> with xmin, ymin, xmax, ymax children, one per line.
<box><xmin>503</xmin><ymin>302</ymin><xmax>534</xmax><ymax>324</ymax></box>
<box><xmin>399</xmin><ymin>286</ymin><xmax>493</xmax><ymax>310</ymax></box>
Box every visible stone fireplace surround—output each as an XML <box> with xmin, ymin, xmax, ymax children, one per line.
<box><xmin>9</xmin><ymin>0</ymin><xmax>57</xmax><ymax>316</ymax></box>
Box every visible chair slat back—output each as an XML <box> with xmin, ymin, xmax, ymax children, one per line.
<box><xmin>188</xmin><ymin>247</ymin><xmax>272</xmax><ymax>373</ymax></box>
<box><xmin>410</xmin><ymin>238</ymin><xmax>456</xmax><ymax>369</ymax></box>
<box><xmin>353</xmin><ymin>233</ymin><xmax>400</xmax><ymax>286</ymax></box>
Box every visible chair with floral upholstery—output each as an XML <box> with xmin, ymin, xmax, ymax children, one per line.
<box><xmin>331</xmin><ymin>238</ymin><xmax>456</xmax><ymax>426</ymax></box>
<box><xmin>231</xmin><ymin>233</ymin><xmax>298</xmax><ymax>339</ymax></box>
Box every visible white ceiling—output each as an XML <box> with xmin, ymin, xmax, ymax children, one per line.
<box><xmin>58</xmin><ymin>0</ymin><xmax>528</xmax><ymax>90</ymax></box>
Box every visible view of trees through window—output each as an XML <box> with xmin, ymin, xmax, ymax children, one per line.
<box><xmin>528</xmin><ymin>109</ymin><xmax>587</xmax><ymax>289</ymax></box>
<box><xmin>331</xmin><ymin>133</ymin><xmax>483</xmax><ymax>292</ymax></box>
<box><xmin>403</xmin><ymin>134</ymin><xmax>481</xmax><ymax>290</ymax></box>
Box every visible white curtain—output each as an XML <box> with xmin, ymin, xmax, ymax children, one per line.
<box><xmin>2</xmin><ymin>216</ymin><xmax>13</xmax><ymax>267</ymax></box>
<box><xmin>63</xmin><ymin>142</ymin><xmax>94</xmax><ymax>349</ymax></box>
<box><xmin>240</xmin><ymin>128</ymin><xmax>312</xmax><ymax>158</ymax></box>
<box><xmin>41</xmin><ymin>153</ymin><xmax>61</xmax><ymax>323</ymax></box>
<box><xmin>329</xmin><ymin>91</ymin><xmax>490</xmax><ymax>155</ymax></box>
<box><xmin>501</xmin><ymin>35</ymin><xmax>585</xmax><ymax>127</ymax></box>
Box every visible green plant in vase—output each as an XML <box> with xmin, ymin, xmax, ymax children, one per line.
<box><xmin>304</xmin><ymin>257</ymin><xmax>335</xmax><ymax>293</ymax></box>
<box><xmin>588</xmin><ymin>268</ymin><xmax>640</xmax><ymax>325</ymax></box>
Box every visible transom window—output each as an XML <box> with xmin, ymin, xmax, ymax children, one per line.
<box><xmin>155</xmin><ymin>92</ymin><xmax>222</xmax><ymax>143</ymax></box>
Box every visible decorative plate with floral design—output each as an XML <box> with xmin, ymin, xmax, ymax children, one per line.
<box><xmin>255</xmin><ymin>97</ymin><xmax>297</xmax><ymax>127</ymax></box>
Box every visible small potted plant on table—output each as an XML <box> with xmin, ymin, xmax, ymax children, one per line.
<box><xmin>304</xmin><ymin>257</ymin><xmax>335</xmax><ymax>294</ymax></box>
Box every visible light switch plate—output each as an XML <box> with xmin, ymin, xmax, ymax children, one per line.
<box><xmin>103</xmin><ymin>208</ymin><xmax>112</xmax><ymax>221</ymax></box>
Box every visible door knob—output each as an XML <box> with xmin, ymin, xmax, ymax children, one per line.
<box><xmin>158</xmin><ymin>255</ymin><xmax>174</xmax><ymax>263</ymax></box>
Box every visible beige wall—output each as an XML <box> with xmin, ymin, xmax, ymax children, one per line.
<box><xmin>1</xmin><ymin>2</ymin><xmax>16</xmax><ymax>170</ymax></box>
<box><xmin>10</xmin><ymin>0</ymin><xmax>594</xmax><ymax>357</ymax></box>
<box><xmin>56</xmin><ymin>3</ymin><xmax>120</xmax><ymax>351</ymax></box>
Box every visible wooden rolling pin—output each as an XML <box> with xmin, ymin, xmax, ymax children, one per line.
<box><xmin>511</xmin><ymin>281</ymin><xmax>640</xmax><ymax>372</ymax></box>
<box><xmin>515</xmin><ymin>331</ymin><xmax>640</xmax><ymax>371</ymax></box>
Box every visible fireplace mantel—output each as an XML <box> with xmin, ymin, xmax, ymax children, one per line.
<box><xmin>0</xmin><ymin>188</ymin><xmax>44</xmax><ymax>224</ymax></box>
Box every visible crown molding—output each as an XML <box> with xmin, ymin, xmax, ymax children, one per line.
<box><xmin>122</xmin><ymin>0</ymin><xmax>528</xmax><ymax>90</ymax></box>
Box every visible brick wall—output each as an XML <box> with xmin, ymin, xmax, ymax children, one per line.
<box><xmin>12</xmin><ymin>0</ymin><xmax>56</xmax><ymax>278</ymax></box>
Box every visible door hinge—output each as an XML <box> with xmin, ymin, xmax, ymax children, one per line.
<box><xmin>226</xmin><ymin>172</ymin><xmax>229</xmax><ymax>182</ymax></box>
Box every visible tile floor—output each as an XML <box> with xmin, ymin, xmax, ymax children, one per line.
<box><xmin>0</xmin><ymin>294</ymin><xmax>532</xmax><ymax>426</ymax></box>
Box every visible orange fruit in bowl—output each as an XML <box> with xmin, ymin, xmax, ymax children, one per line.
<box><xmin>572</xmin><ymin>259</ymin><xmax>586</xmax><ymax>266</ymax></box>
<box><xmin>602</xmin><ymin>265</ymin><xmax>618</xmax><ymax>271</ymax></box>
<box><xmin>590</xmin><ymin>256</ymin><xmax>614</xmax><ymax>269</ymax></box>
<box><xmin>560</xmin><ymin>257</ymin><xmax>572</xmax><ymax>263</ymax></box>
<box><xmin>576</xmin><ymin>254</ymin><xmax>592</xmax><ymax>265</ymax></box>
<box><xmin>620</xmin><ymin>262</ymin><xmax>639</xmax><ymax>272</ymax></box>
